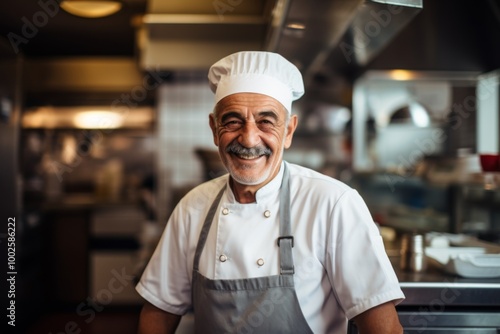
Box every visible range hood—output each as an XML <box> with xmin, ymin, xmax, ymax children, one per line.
<box><xmin>136</xmin><ymin>0</ymin><xmax>273</xmax><ymax>70</ymax></box>
<box><xmin>137</xmin><ymin>0</ymin><xmax>422</xmax><ymax>80</ymax></box>
<box><xmin>271</xmin><ymin>0</ymin><xmax>423</xmax><ymax>84</ymax></box>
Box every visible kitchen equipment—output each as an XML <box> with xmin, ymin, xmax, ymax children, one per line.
<box><xmin>195</xmin><ymin>148</ymin><xmax>227</xmax><ymax>181</ymax></box>
<box><xmin>425</xmin><ymin>246</ymin><xmax>486</xmax><ymax>265</ymax></box>
<box><xmin>426</xmin><ymin>247</ymin><xmax>500</xmax><ymax>278</ymax></box>
<box><xmin>425</xmin><ymin>232</ymin><xmax>500</xmax><ymax>278</ymax></box>
<box><xmin>479</xmin><ymin>154</ymin><xmax>500</xmax><ymax>172</ymax></box>
<box><xmin>400</xmin><ymin>233</ymin><xmax>427</xmax><ymax>272</ymax></box>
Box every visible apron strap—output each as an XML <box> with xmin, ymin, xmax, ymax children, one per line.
<box><xmin>278</xmin><ymin>163</ymin><xmax>294</xmax><ymax>275</ymax></box>
<box><xmin>193</xmin><ymin>184</ymin><xmax>226</xmax><ymax>272</ymax></box>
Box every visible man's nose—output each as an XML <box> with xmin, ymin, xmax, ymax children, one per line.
<box><xmin>238</xmin><ymin>121</ymin><xmax>261</xmax><ymax>148</ymax></box>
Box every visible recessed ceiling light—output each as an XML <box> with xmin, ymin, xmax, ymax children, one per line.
<box><xmin>284</xmin><ymin>22</ymin><xmax>306</xmax><ymax>38</ymax></box>
<box><xmin>60</xmin><ymin>1</ymin><xmax>122</xmax><ymax>18</ymax></box>
<box><xmin>389</xmin><ymin>70</ymin><xmax>415</xmax><ymax>81</ymax></box>
<box><xmin>285</xmin><ymin>22</ymin><xmax>306</xmax><ymax>30</ymax></box>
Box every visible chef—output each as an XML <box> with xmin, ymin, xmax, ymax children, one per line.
<box><xmin>136</xmin><ymin>51</ymin><xmax>405</xmax><ymax>333</ymax></box>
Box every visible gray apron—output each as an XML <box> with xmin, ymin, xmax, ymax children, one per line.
<box><xmin>192</xmin><ymin>164</ymin><xmax>314</xmax><ymax>333</ymax></box>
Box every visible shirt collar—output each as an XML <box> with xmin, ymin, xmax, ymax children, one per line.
<box><xmin>225</xmin><ymin>161</ymin><xmax>285</xmax><ymax>204</ymax></box>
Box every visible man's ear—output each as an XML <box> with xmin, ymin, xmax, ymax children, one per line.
<box><xmin>284</xmin><ymin>114</ymin><xmax>298</xmax><ymax>149</ymax></box>
<box><xmin>209</xmin><ymin>113</ymin><xmax>219</xmax><ymax>147</ymax></box>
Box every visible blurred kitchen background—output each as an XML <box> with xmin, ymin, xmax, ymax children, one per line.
<box><xmin>0</xmin><ymin>0</ymin><xmax>499</xmax><ymax>333</ymax></box>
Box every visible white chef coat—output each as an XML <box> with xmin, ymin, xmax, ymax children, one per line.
<box><xmin>136</xmin><ymin>162</ymin><xmax>405</xmax><ymax>333</ymax></box>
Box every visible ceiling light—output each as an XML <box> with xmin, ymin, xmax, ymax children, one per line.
<box><xmin>284</xmin><ymin>22</ymin><xmax>306</xmax><ymax>38</ymax></box>
<box><xmin>23</xmin><ymin>106</ymin><xmax>154</xmax><ymax>129</ymax></box>
<box><xmin>74</xmin><ymin>111</ymin><xmax>124</xmax><ymax>129</ymax></box>
<box><xmin>389</xmin><ymin>70</ymin><xmax>415</xmax><ymax>81</ymax></box>
<box><xmin>60</xmin><ymin>1</ymin><xmax>122</xmax><ymax>18</ymax></box>
<box><xmin>285</xmin><ymin>22</ymin><xmax>306</xmax><ymax>30</ymax></box>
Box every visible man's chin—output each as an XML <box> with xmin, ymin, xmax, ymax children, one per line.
<box><xmin>228</xmin><ymin>169</ymin><xmax>269</xmax><ymax>186</ymax></box>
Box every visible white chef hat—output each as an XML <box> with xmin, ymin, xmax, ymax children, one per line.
<box><xmin>208</xmin><ymin>51</ymin><xmax>304</xmax><ymax>113</ymax></box>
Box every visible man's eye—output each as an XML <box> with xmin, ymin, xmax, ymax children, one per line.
<box><xmin>257</xmin><ymin>120</ymin><xmax>275</xmax><ymax>130</ymax></box>
<box><xmin>222</xmin><ymin>120</ymin><xmax>243</xmax><ymax>130</ymax></box>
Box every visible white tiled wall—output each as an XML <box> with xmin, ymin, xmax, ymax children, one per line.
<box><xmin>156</xmin><ymin>78</ymin><xmax>217</xmax><ymax>223</ymax></box>
<box><xmin>157</xmin><ymin>81</ymin><xmax>215</xmax><ymax>187</ymax></box>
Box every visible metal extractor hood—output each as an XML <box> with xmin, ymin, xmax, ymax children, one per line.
<box><xmin>137</xmin><ymin>0</ymin><xmax>422</xmax><ymax>79</ymax></box>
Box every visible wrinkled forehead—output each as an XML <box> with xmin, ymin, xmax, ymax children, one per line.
<box><xmin>214</xmin><ymin>92</ymin><xmax>288</xmax><ymax>118</ymax></box>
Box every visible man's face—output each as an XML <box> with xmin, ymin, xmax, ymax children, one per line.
<box><xmin>209</xmin><ymin>93</ymin><xmax>297</xmax><ymax>188</ymax></box>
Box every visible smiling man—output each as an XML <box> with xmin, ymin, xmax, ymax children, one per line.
<box><xmin>136</xmin><ymin>51</ymin><xmax>405</xmax><ymax>334</ymax></box>
<box><xmin>209</xmin><ymin>93</ymin><xmax>296</xmax><ymax>203</ymax></box>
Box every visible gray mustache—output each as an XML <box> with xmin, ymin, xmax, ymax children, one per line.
<box><xmin>226</xmin><ymin>141</ymin><xmax>272</xmax><ymax>157</ymax></box>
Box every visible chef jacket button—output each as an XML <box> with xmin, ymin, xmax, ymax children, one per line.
<box><xmin>222</xmin><ymin>208</ymin><xmax>229</xmax><ymax>215</ymax></box>
<box><xmin>219</xmin><ymin>254</ymin><xmax>228</xmax><ymax>262</ymax></box>
<box><xmin>263</xmin><ymin>210</ymin><xmax>271</xmax><ymax>218</ymax></box>
<box><xmin>257</xmin><ymin>258</ymin><xmax>264</xmax><ymax>266</ymax></box>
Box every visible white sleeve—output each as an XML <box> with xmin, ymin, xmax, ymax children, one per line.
<box><xmin>135</xmin><ymin>204</ymin><xmax>193</xmax><ymax>315</ymax></box>
<box><xmin>326</xmin><ymin>189</ymin><xmax>405</xmax><ymax>320</ymax></box>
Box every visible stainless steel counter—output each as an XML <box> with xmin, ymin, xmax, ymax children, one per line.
<box><xmin>386</xmin><ymin>255</ymin><xmax>500</xmax><ymax>333</ymax></box>
<box><xmin>392</xmin><ymin>257</ymin><xmax>500</xmax><ymax>307</ymax></box>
